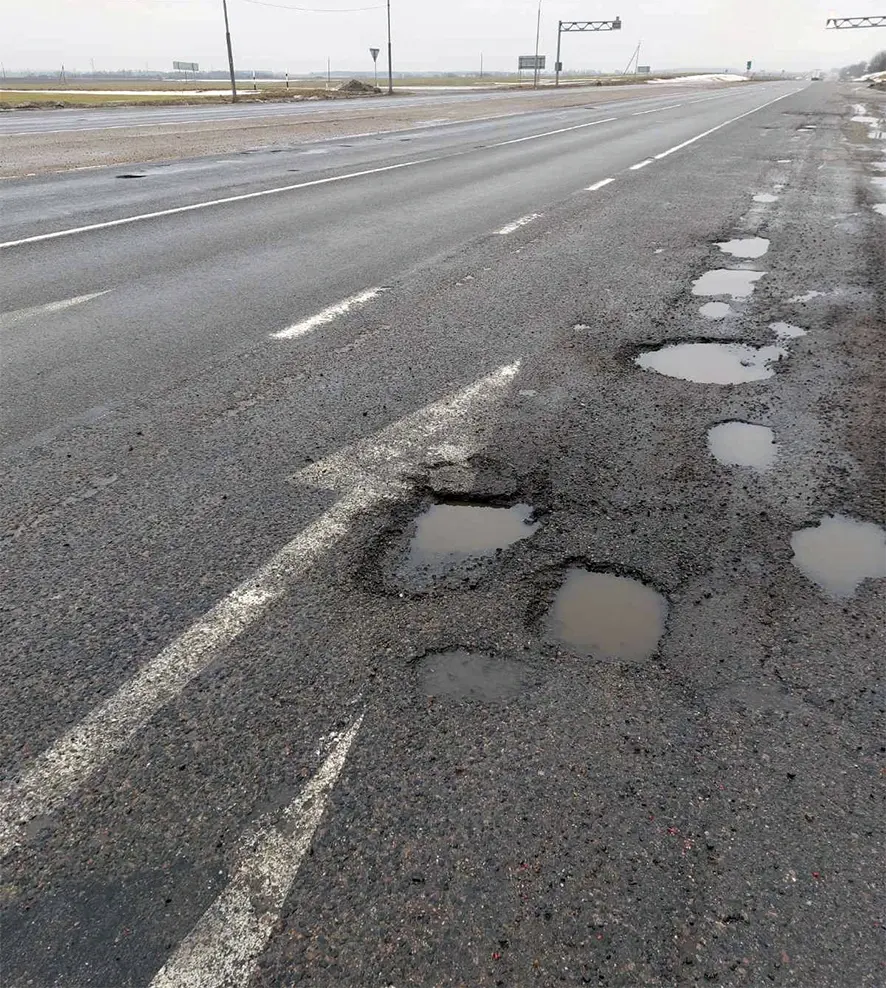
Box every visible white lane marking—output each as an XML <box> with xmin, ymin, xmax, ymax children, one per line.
<box><xmin>0</xmin><ymin>362</ymin><xmax>519</xmax><ymax>856</ymax></box>
<box><xmin>271</xmin><ymin>287</ymin><xmax>384</xmax><ymax>340</ymax></box>
<box><xmin>149</xmin><ymin>714</ymin><xmax>363</xmax><ymax>988</ymax></box>
<box><xmin>653</xmin><ymin>89</ymin><xmax>803</xmax><ymax>162</ymax></box>
<box><xmin>632</xmin><ymin>102</ymin><xmax>684</xmax><ymax>116</ymax></box>
<box><xmin>585</xmin><ymin>177</ymin><xmax>615</xmax><ymax>191</ymax></box>
<box><xmin>630</xmin><ymin>159</ymin><xmax>654</xmax><ymax>170</ymax></box>
<box><xmin>487</xmin><ymin>116</ymin><xmax>618</xmax><ymax>149</ymax></box>
<box><xmin>0</xmin><ymin>291</ymin><xmax>111</xmax><ymax>329</ymax></box>
<box><xmin>496</xmin><ymin>213</ymin><xmax>541</xmax><ymax>235</ymax></box>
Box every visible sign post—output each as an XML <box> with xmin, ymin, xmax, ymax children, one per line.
<box><xmin>370</xmin><ymin>47</ymin><xmax>380</xmax><ymax>89</ymax></box>
<box><xmin>519</xmin><ymin>54</ymin><xmax>546</xmax><ymax>86</ymax></box>
<box><xmin>173</xmin><ymin>60</ymin><xmax>199</xmax><ymax>84</ymax></box>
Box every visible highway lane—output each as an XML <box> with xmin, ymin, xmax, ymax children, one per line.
<box><xmin>2</xmin><ymin>82</ymin><xmax>884</xmax><ymax>988</ymax></box>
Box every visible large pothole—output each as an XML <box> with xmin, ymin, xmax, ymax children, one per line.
<box><xmin>635</xmin><ymin>342</ymin><xmax>787</xmax><ymax>384</ymax></box>
<box><xmin>707</xmin><ymin>422</ymin><xmax>778</xmax><ymax>471</ymax></box>
<box><xmin>791</xmin><ymin>515</ymin><xmax>886</xmax><ymax>600</ymax></box>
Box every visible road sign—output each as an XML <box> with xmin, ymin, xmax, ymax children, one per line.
<box><xmin>637</xmin><ymin>65</ymin><xmax>651</xmax><ymax>74</ymax></box>
<box><xmin>370</xmin><ymin>48</ymin><xmax>380</xmax><ymax>63</ymax></box>
<box><xmin>747</xmin><ymin>60</ymin><xmax>753</xmax><ymax>71</ymax></box>
<box><xmin>173</xmin><ymin>61</ymin><xmax>199</xmax><ymax>72</ymax></box>
<box><xmin>519</xmin><ymin>55</ymin><xmax>546</xmax><ymax>71</ymax></box>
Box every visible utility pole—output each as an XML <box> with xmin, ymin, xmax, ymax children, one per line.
<box><xmin>534</xmin><ymin>0</ymin><xmax>542</xmax><ymax>88</ymax></box>
<box><xmin>386</xmin><ymin>0</ymin><xmax>393</xmax><ymax>94</ymax></box>
<box><xmin>221</xmin><ymin>0</ymin><xmax>238</xmax><ymax>102</ymax></box>
<box><xmin>480</xmin><ymin>52</ymin><xmax>484</xmax><ymax>79</ymax></box>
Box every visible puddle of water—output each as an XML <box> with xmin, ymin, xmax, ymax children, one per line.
<box><xmin>700</xmin><ymin>302</ymin><xmax>733</xmax><ymax>320</ymax></box>
<box><xmin>635</xmin><ymin>342</ymin><xmax>787</xmax><ymax>384</ymax></box>
<box><xmin>547</xmin><ymin>570</ymin><xmax>668</xmax><ymax>662</ymax></box>
<box><xmin>791</xmin><ymin>515</ymin><xmax>886</xmax><ymax>600</ymax></box>
<box><xmin>416</xmin><ymin>650</ymin><xmax>528</xmax><ymax>701</ymax></box>
<box><xmin>788</xmin><ymin>290</ymin><xmax>824</xmax><ymax>303</ymax></box>
<box><xmin>754</xmin><ymin>193</ymin><xmax>778</xmax><ymax>204</ymax></box>
<box><xmin>717</xmin><ymin>237</ymin><xmax>770</xmax><ymax>259</ymax></box>
<box><xmin>770</xmin><ymin>321</ymin><xmax>807</xmax><ymax>339</ymax></box>
<box><xmin>874</xmin><ymin>204</ymin><xmax>886</xmax><ymax>217</ymax></box>
<box><xmin>410</xmin><ymin>503</ymin><xmax>537</xmax><ymax>558</ymax></box>
<box><xmin>707</xmin><ymin>422</ymin><xmax>778</xmax><ymax>470</ymax></box>
<box><xmin>692</xmin><ymin>269</ymin><xmax>765</xmax><ymax>299</ymax></box>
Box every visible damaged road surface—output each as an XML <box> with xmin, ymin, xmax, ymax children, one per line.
<box><xmin>1</xmin><ymin>81</ymin><xmax>884</xmax><ymax>988</ymax></box>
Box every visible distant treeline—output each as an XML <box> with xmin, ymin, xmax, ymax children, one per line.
<box><xmin>838</xmin><ymin>50</ymin><xmax>886</xmax><ymax>80</ymax></box>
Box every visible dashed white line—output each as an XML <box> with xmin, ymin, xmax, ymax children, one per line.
<box><xmin>632</xmin><ymin>102</ymin><xmax>684</xmax><ymax>116</ymax></box>
<box><xmin>630</xmin><ymin>159</ymin><xmax>654</xmax><ymax>171</ymax></box>
<box><xmin>585</xmin><ymin>178</ymin><xmax>615</xmax><ymax>191</ymax></box>
<box><xmin>496</xmin><ymin>213</ymin><xmax>541</xmax><ymax>235</ymax></box>
<box><xmin>149</xmin><ymin>714</ymin><xmax>364</xmax><ymax>988</ymax></box>
<box><xmin>271</xmin><ymin>287</ymin><xmax>384</xmax><ymax>340</ymax></box>
<box><xmin>0</xmin><ymin>291</ymin><xmax>111</xmax><ymax>329</ymax></box>
<box><xmin>0</xmin><ymin>362</ymin><xmax>520</xmax><ymax>857</ymax></box>
<box><xmin>487</xmin><ymin>116</ymin><xmax>618</xmax><ymax>149</ymax></box>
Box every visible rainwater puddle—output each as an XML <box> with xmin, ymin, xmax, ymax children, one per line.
<box><xmin>717</xmin><ymin>237</ymin><xmax>770</xmax><ymax>259</ymax></box>
<box><xmin>770</xmin><ymin>321</ymin><xmax>807</xmax><ymax>339</ymax></box>
<box><xmin>692</xmin><ymin>269</ymin><xmax>765</xmax><ymax>299</ymax></box>
<box><xmin>791</xmin><ymin>515</ymin><xmax>886</xmax><ymax>600</ymax></box>
<box><xmin>707</xmin><ymin>422</ymin><xmax>777</xmax><ymax>470</ymax></box>
<box><xmin>754</xmin><ymin>193</ymin><xmax>778</xmax><ymax>204</ymax></box>
<box><xmin>635</xmin><ymin>342</ymin><xmax>787</xmax><ymax>384</ymax></box>
<box><xmin>416</xmin><ymin>650</ymin><xmax>529</xmax><ymax>701</ymax></box>
<box><xmin>874</xmin><ymin>204</ymin><xmax>886</xmax><ymax>217</ymax></box>
<box><xmin>547</xmin><ymin>570</ymin><xmax>668</xmax><ymax>662</ymax></box>
<box><xmin>700</xmin><ymin>302</ymin><xmax>733</xmax><ymax>320</ymax></box>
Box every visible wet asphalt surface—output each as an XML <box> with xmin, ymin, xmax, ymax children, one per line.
<box><xmin>1</xmin><ymin>82</ymin><xmax>885</xmax><ymax>987</ymax></box>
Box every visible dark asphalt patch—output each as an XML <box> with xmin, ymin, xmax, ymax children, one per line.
<box><xmin>415</xmin><ymin>650</ymin><xmax>531</xmax><ymax>701</ymax></box>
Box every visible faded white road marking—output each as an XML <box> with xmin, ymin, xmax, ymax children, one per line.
<box><xmin>585</xmin><ymin>178</ymin><xmax>615</xmax><ymax>191</ymax></box>
<box><xmin>0</xmin><ymin>363</ymin><xmax>519</xmax><ymax>856</ymax></box>
<box><xmin>488</xmin><ymin>116</ymin><xmax>618</xmax><ymax>149</ymax></box>
<box><xmin>496</xmin><ymin>213</ymin><xmax>541</xmax><ymax>235</ymax></box>
<box><xmin>653</xmin><ymin>89</ymin><xmax>804</xmax><ymax>162</ymax></box>
<box><xmin>149</xmin><ymin>714</ymin><xmax>363</xmax><ymax>988</ymax></box>
<box><xmin>271</xmin><ymin>287</ymin><xmax>384</xmax><ymax>340</ymax></box>
<box><xmin>632</xmin><ymin>102</ymin><xmax>684</xmax><ymax>116</ymax></box>
<box><xmin>0</xmin><ymin>291</ymin><xmax>111</xmax><ymax>330</ymax></box>
<box><xmin>630</xmin><ymin>159</ymin><xmax>654</xmax><ymax>171</ymax></box>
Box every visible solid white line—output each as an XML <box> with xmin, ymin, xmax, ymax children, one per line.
<box><xmin>630</xmin><ymin>159</ymin><xmax>654</xmax><ymax>170</ymax></box>
<box><xmin>653</xmin><ymin>89</ymin><xmax>804</xmax><ymax>162</ymax></box>
<box><xmin>0</xmin><ymin>362</ymin><xmax>519</xmax><ymax>857</ymax></box>
<box><xmin>148</xmin><ymin>714</ymin><xmax>364</xmax><ymax>988</ymax></box>
<box><xmin>487</xmin><ymin>116</ymin><xmax>618</xmax><ymax>148</ymax></box>
<box><xmin>585</xmin><ymin>178</ymin><xmax>615</xmax><ymax>191</ymax></box>
<box><xmin>496</xmin><ymin>213</ymin><xmax>541</xmax><ymax>235</ymax></box>
<box><xmin>0</xmin><ymin>291</ymin><xmax>111</xmax><ymax>329</ymax></box>
<box><xmin>271</xmin><ymin>287</ymin><xmax>383</xmax><ymax>340</ymax></box>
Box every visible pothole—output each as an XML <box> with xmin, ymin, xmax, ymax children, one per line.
<box><xmin>635</xmin><ymin>342</ymin><xmax>787</xmax><ymax>384</ymax></box>
<box><xmin>707</xmin><ymin>422</ymin><xmax>778</xmax><ymax>470</ymax></box>
<box><xmin>546</xmin><ymin>569</ymin><xmax>668</xmax><ymax>663</ymax></box>
<box><xmin>396</xmin><ymin>502</ymin><xmax>538</xmax><ymax>589</ymax></box>
<box><xmin>692</xmin><ymin>269</ymin><xmax>765</xmax><ymax>299</ymax></box>
<box><xmin>415</xmin><ymin>650</ymin><xmax>530</xmax><ymax>701</ymax></box>
<box><xmin>116</xmin><ymin>173</ymin><xmax>147</xmax><ymax>179</ymax></box>
<box><xmin>753</xmin><ymin>193</ymin><xmax>778</xmax><ymax>204</ymax></box>
<box><xmin>700</xmin><ymin>302</ymin><xmax>733</xmax><ymax>320</ymax></box>
<box><xmin>770</xmin><ymin>321</ymin><xmax>807</xmax><ymax>339</ymax></box>
<box><xmin>717</xmin><ymin>237</ymin><xmax>770</xmax><ymax>259</ymax></box>
<box><xmin>791</xmin><ymin>515</ymin><xmax>886</xmax><ymax>600</ymax></box>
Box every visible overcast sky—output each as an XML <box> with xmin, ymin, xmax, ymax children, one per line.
<box><xmin>5</xmin><ymin>0</ymin><xmax>884</xmax><ymax>75</ymax></box>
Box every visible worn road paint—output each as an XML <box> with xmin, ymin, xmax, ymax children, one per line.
<box><xmin>487</xmin><ymin>116</ymin><xmax>618</xmax><ymax>149</ymax></box>
<box><xmin>630</xmin><ymin>159</ymin><xmax>654</xmax><ymax>171</ymax></box>
<box><xmin>271</xmin><ymin>288</ymin><xmax>384</xmax><ymax>340</ymax></box>
<box><xmin>632</xmin><ymin>102</ymin><xmax>684</xmax><ymax>116</ymax></box>
<box><xmin>586</xmin><ymin>178</ymin><xmax>615</xmax><ymax>191</ymax></box>
<box><xmin>0</xmin><ymin>291</ymin><xmax>111</xmax><ymax>330</ymax></box>
<box><xmin>0</xmin><ymin>363</ymin><xmax>519</xmax><ymax>856</ymax></box>
<box><xmin>149</xmin><ymin>715</ymin><xmax>364</xmax><ymax>988</ymax></box>
<box><xmin>496</xmin><ymin>213</ymin><xmax>541</xmax><ymax>236</ymax></box>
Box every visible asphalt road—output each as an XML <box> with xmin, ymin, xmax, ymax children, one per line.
<box><xmin>2</xmin><ymin>82</ymin><xmax>885</xmax><ymax>988</ymax></box>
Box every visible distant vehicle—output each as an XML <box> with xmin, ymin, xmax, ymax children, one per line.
<box><xmin>811</xmin><ymin>72</ymin><xmax>823</xmax><ymax>81</ymax></box>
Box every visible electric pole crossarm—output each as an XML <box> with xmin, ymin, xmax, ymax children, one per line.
<box><xmin>826</xmin><ymin>15</ymin><xmax>886</xmax><ymax>28</ymax></box>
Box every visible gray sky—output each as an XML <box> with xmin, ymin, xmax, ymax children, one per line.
<box><xmin>5</xmin><ymin>0</ymin><xmax>884</xmax><ymax>75</ymax></box>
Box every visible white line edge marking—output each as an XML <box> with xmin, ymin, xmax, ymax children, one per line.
<box><xmin>148</xmin><ymin>713</ymin><xmax>364</xmax><ymax>988</ymax></box>
<box><xmin>271</xmin><ymin>287</ymin><xmax>383</xmax><ymax>340</ymax></box>
<box><xmin>653</xmin><ymin>89</ymin><xmax>805</xmax><ymax>161</ymax></box>
<box><xmin>0</xmin><ymin>291</ymin><xmax>111</xmax><ymax>328</ymax></box>
<box><xmin>496</xmin><ymin>213</ymin><xmax>541</xmax><ymax>235</ymax></box>
<box><xmin>0</xmin><ymin>117</ymin><xmax>619</xmax><ymax>250</ymax></box>
<box><xmin>630</xmin><ymin>159</ymin><xmax>654</xmax><ymax>171</ymax></box>
<box><xmin>0</xmin><ymin>362</ymin><xmax>520</xmax><ymax>857</ymax></box>
<box><xmin>585</xmin><ymin>178</ymin><xmax>615</xmax><ymax>191</ymax></box>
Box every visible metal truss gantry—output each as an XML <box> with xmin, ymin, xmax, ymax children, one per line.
<box><xmin>826</xmin><ymin>15</ymin><xmax>886</xmax><ymax>28</ymax></box>
<box><xmin>555</xmin><ymin>17</ymin><xmax>622</xmax><ymax>87</ymax></box>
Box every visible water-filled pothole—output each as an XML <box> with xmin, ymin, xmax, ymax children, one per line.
<box><xmin>770</xmin><ymin>321</ymin><xmax>807</xmax><ymax>339</ymax></box>
<box><xmin>791</xmin><ymin>515</ymin><xmax>886</xmax><ymax>600</ymax></box>
<box><xmin>116</xmin><ymin>173</ymin><xmax>147</xmax><ymax>179</ymax></box>
<box><xmin>635</xmin><ymin>342</ymin><xmax>787</xmax><ymax>384</ymax></box>
<box><xmin>754</xmin><ymin>193</ymin><xmax>778</xmax><ymax>203</ymax></box>
<box><xmin>546</xmin><ymin>569</ymin><xmax>668</xmax><ymax>662</ymax></box>
<box><xmin>708</xmin><ymin>422</ymin><xmax>777</xmax><ymax>470</ymax></box>
<box><xmin>692</xmin><ymin>269</ymin><xmax>765</xmax><ymax>299</ymax></box>
<box><xmin>717</xmin><ymin>237</ymin><xmax>770</xmax><ymax>259</ymax></box>
<box><xmin>415</xmin><ymin>650</ymin><xmax>529</xmax><ymax>701</ymax></box>
<box><xmin>700</xmin><ymin>302</ymin><xmax>733</xmax><ymax>320</ymax></box>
